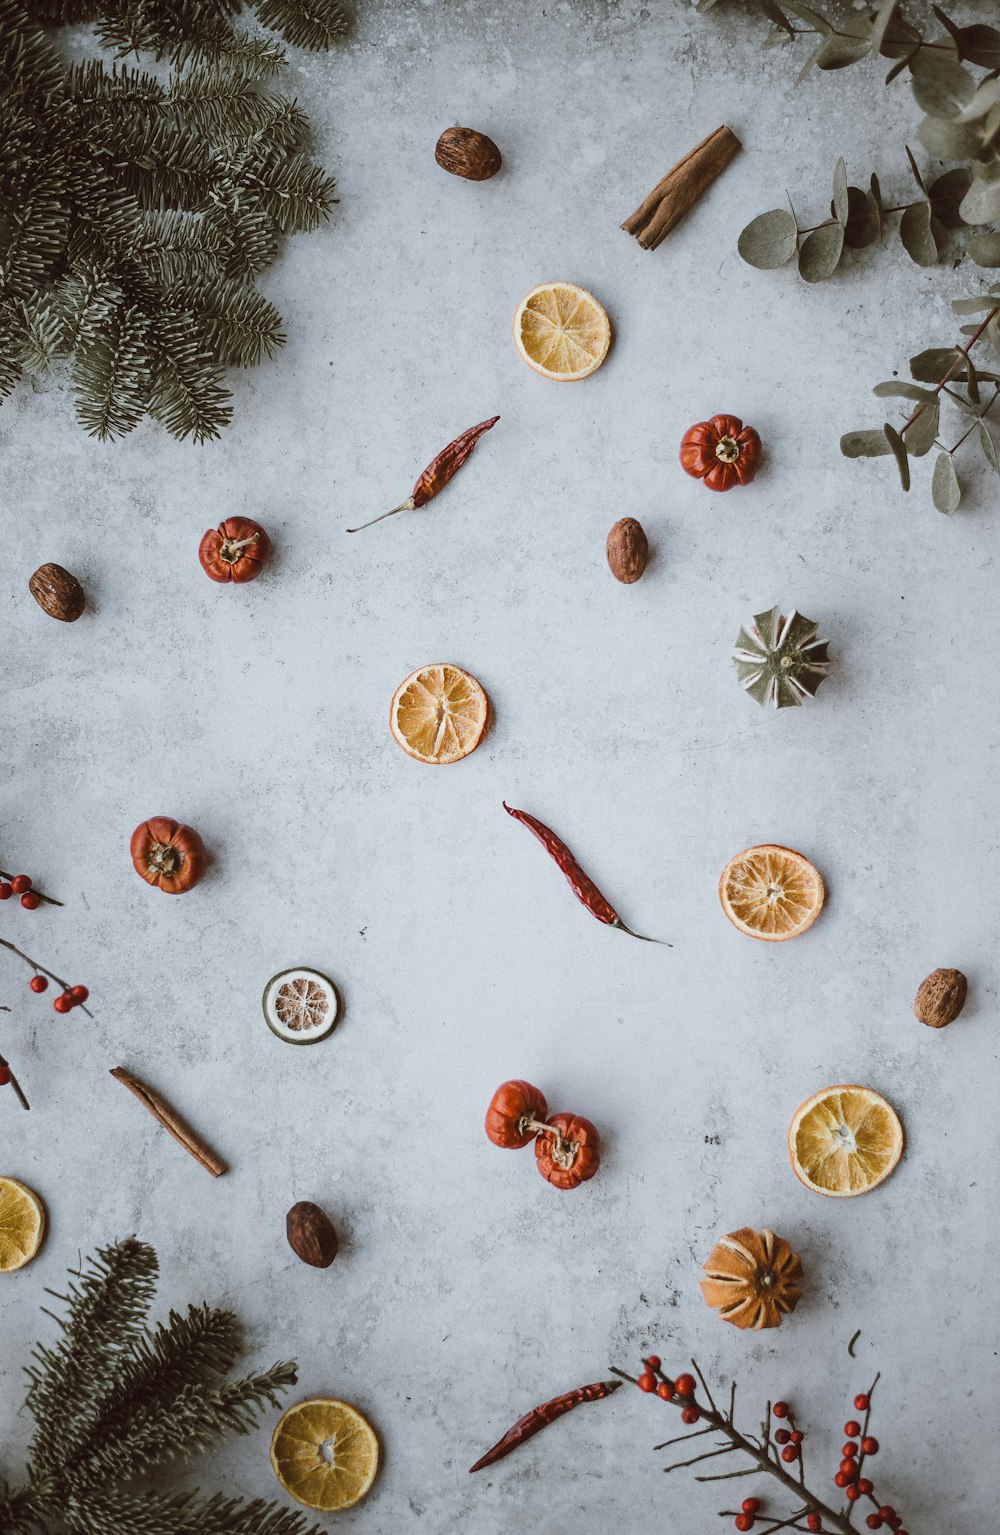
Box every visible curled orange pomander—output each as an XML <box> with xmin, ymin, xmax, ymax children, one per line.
<box><xmin>699</xmin><ymin>1227</ymin><xmax>803</xmax><ymax>1330</ymax></box>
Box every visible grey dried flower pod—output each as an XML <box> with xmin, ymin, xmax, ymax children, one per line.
<box><xmin>732</xmin><ymin>606</ymin><xmax>831</xmax><ymax>709</ymax></box>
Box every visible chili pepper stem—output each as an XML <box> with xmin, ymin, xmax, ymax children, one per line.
<box><xmin>613</xmin><ymin>919</ymin><xmax>672</xmax><ymax>947</ymax></box>
<box><xmin>346</xmin><ymin>496</ymin><xmax>417</xmax><ymax>533</ymax></box>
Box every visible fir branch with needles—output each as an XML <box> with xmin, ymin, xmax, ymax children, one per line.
<box><xmin>0</xmin><ymin>0</ymin><xmax>346</xmax><ymax>442</ymax></box>
<box><xmin>1</xmin><ymin>1238</ymin><xmax>325</xmax><ymax>1535</ymax></box>
<box><xmin>613</xmin><ymin>1355</ymin><xmax>907</xmax><ymax>1535</ymax></box>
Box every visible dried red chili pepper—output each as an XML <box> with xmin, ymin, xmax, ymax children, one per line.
<box><xmin>347</xmin><ymin>415</ymin><xmax>499</xmax><ymax>532</ymax></box>
<box><xmin>469</xmin><ymin>1379</ymin><xmax>621</xmax><ymax>1472</ymax></box>
<box><xmin>503</xmin><ymin>802</ymin><xmax>670</xmax><ymax>945</ymax></box>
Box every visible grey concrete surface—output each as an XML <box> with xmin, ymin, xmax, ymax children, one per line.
<box><xmin>1</xmin><ymin>2</ymin><xmax>997</xmax><ymax>1530</ymax></box>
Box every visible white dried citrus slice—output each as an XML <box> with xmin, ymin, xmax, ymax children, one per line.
<box><xmin>719</xmin><ymin>844</ymin><xmax>824</xmax><ymax>942</ymax></box>
<box><xmin>389</xmin><ymin>663</ymin><xmax>488</xmax><ymax>764</ymax></box>
<box><xmin>0</xmin><ymin>1177</ymin><xmax>45</xmax><ymax>1272</ymax></box>
<box><xmin>270</xmin><ymin>1398</ymin><xmax>379</xmax><ymax>1511</ymax></box>
<box><xmin>263</xmin><ymin>968</ymin><xmax>340</xmax><ymax>1044</ymax></box>
<box><xmin>789</xmin><ymin>1085</ymin><xmax>904</xmax><ymax>1198</ymax></box>
<box><xmin>513</xmin><ymin>282</ymin><xmax>611</xmax><ymax>381</ymax></box>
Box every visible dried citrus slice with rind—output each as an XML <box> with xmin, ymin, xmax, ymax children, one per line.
<box><xmin>789</xmin><ymin>1085</ymin><xmax>903</xmax><ymax>1198</ymax></box>
<box><xmin>0</xmin><ymin>1177</ymin><xmax>45</xmax><ymax>1272</ymax></box>
<box><xmin>513</xmin><ymin>282</ymin><xmax>611</xmax><ymax>381</ymax></box>
<box><xmin>263</xmin><ymin>968</ymin><xmax>340</xmax><ymax>1045</ymax></box>
<box><xmin>389</xmin><ymin>663</ymin><xmax>488</xmax><ymax>764</ymax></box>
<box><xmin>270</xmin><ymin>1397</ymin><xmax>379</xmax><ymax>1511</ymax></box>
<box><xmin>719</xmin><ymin>844</ymin><xmax>824</xmax><ymax>942</ymax></box>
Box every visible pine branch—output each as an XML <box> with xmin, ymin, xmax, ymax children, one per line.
<box><xmin>63</xmin><ymin>1486</ymin><xmax>326</xmax><ymax>1535</ymax></box>
<box><xmin>147</xmin><ymin>309</ymin><xmax>233</xmax><ymax>441</ymax></box>
<box><xmin>171</xmin><ymin>275</ymin><xmax>285</xmax><ymax>364</ymax></box>
<box><xmin>240</xmin><ymin>150</ymin><xmax>335</xmax><ymax>232</ymax></box>
<box><xmin>72</xmin><ymin>301</ymin><xmax>151</xmax><ymax>438</ymax></box>
<box><xmin>25</xmin><ymin>1239</ymin><xmax>159</xmax><ymax>1476</ymax></box>
<box><xmin>252</xmin><ymin>0</ymin><xmax>347</xmax><ymax>51</ymax></box>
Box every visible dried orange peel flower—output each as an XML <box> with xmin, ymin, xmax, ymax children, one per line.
<box><xmin>699</xmin><ymin>1227</ymin><xmax>803</xmax><ymax>1330</ymax></box>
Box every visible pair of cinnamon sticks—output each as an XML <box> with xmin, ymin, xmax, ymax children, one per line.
<box><xmin>622</xmin><ymin>124</ymin><xmax>741</xmax><ymax>251</ymax></box>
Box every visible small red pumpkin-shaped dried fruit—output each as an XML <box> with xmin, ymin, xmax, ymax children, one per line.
<box><xmin>485</xmin><ymin>1079</ymin><xmax>549</xmax><ymax>1148</ymax></box>
<box><xmin>130</xmin><ymin>817</ymin><xmax>206</xmax><ymax>895</ymax></box>
<box><xmin>680</xmin><ymin>414</ymin><xmax>761</xmax><ymax>492</ymax></box>
<box><xmin>534</xmin><ymin>1112</ymin><xmax>601</xmax><ymax>1190</ymax></box>
<box><xmin>699</xmin><ymin>1227</ymin><xmax>803</xmax><ymax>1330</ymax></box>
<box><xmin>199</xmin><ymin>518</ymin><xmax>270</xmax><ymax>583</ymax></box>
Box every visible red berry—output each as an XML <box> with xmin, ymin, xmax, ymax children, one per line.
<box><xmin>0</xmin><ymin>1066</ymin><xmax>11</xmax><ymax>1086</ymax></box>
<box><xmin>772</xmin><ymin>1401</ymin><xmax>789</xmax><ymax>1418</ymax></box>
<box><xmin>866</xmin><ymin>1517</ymin><xmax>882</xmax><ymax>1531</ymax></box>
<box><xmin>20</xmin><ymin>891</ymin><xmax>40</xmax><ymax>910</ymax></box>
<box><xmin>858</xmin><ymin>1479</ymin><xmax>874</xmax><ymax>1496</ymax></box>
<box><xmin>842</xmin><ymin>1441</ymin><xmax>858</xmax><ymax>1457</ymax></box>
<box><xmin>11</xmin><ymin>875</ymin><xmax>32</xmax><ymax>893</ymax></box>
<box><xmin>29</xmin><ymin>975</ymin><xmax>48</xmax><ymax>993</ymax></box>
<box><xmin>840</xmin><ymin>1459</ymin><xmax>858</xmax><ymax>1477</ymax></box>
<box><xmin>53</xmin><ymin>994</ymin><xmax>72</xmax><ymax>1014</ymax></box>
<box><xmin>790</xmin><ymin>1430</ymin><xmax>804</xmax><ymax>1445</ymax></box>
<box><xmin>834</xmin><ymin>1472</ymin><xmax>850</xmax><ymax>1489</ymax></box>
<box><xmin>774</xmin><ymin>1428</ymin><xmax>790</xmax><ymax>1444</ymax></box>
<box><xmin>645</xmin><ymin>1355</ymin><xmax>661</xmax><ymax>1370</ymax></box>
<box><xmin>0</xmin><ymin>883</ymin><xmax>12</xmax><ymax>900</ymax></box>
<box><xmin>741</xmin><ymin>1499</ymin><xmax>760</xmax><ymax>1515</ymax></box>
<box><xmin>854</xmin><ymin>1394</ymin><xmax>870</xmax><ymax>1412</ymax></box>
<box><xmin>70</xmin><ymin>985</ymin><xmax>89</xmax><ymax>1002</ymax></box>
<box><xmin>878</xmin><ymin>1511</ymin><xmax>896</xmax><ymax>1525</ymax></box>
<box><xmin>735</xmin><ymin>1517</ymin><xmax>754</xmax><ymax>1533</ymax></box>
<box><xmin>680</xmin><ymin>1406</ymin><xmax>700</xmax><ymax>1424</ymax></box>
<box><xmin>844</xmin><ymin>1420</ymin><xmax>862</xmax><ymax>1437</ymax></box>
<box><xmin>656</xmin><ymin>1381</ymin><xmax>674</xmax><ymax>1400</ymax></box>
<box><xmin>674</xmin><ymin>1373</ymin><xmax>696</xmax><ymax>1398</ymax></box>
<box><xmin>780</xmin><ymin>1444</ymin><xmax>798</xmax><ymax>1463</ymax></box>
<box><xmin>806</xmin><ymin>1517</ymin><xmax>822</xmax><ymax>1534</ymax></box>
<box><xmin>846</xmin><ymin>1486</ymin><xmax>862</xmax><ymax>1503</ymax></box>
<box><xmin>637</xmin><ymin>1371</ymin><xmax>656</xmax><ymax>1393</ymax></box>
<box><xmin>861</xmin><ymin>1437</ymin><xmax>879</xmax><ymax>1456</ymax></box>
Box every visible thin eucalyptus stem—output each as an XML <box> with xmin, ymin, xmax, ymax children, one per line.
<box><xmin>946</xmin><ymin>384</ymin><xmax>1000</xmax><ymax>454</ymax></box>
<box><xmin>902</xmin><ymin>308</ymin><xmax>1000</xmax><ymax>439</ymax></box>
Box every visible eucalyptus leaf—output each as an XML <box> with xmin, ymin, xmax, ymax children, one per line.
<box><xmin>870</xmin><ymin>172</ymin><xmax>884</xmax><ymax>213</ymax></box>
<box><xmin>840</xmin><ymin>429</ymin><xmax>894</xmax><ymax>458</ymax></box>
<box><xmin>958</xmin><ymin>170</ymin><xmax>1000</xmax><ymax>226</ymax></box>
<box><xmin>958</xmin><ymin>24</ymin><xmax>1000</xmax><ymax>71</ymax></box>
<box><xmin>902</xmin><ymin>396</ymin><xmax>940</xmax><ymax>456</ymax></box>
<box><xmin>844</xmin><ymin>187</ymin><xmax>881</xmax><ymax>248</ymax></box>
<box><xmin>780</xmin><ymin>1</ymin><xmax>832</xmax><ymax>31</ymax></box>
<box><xmin>910</xmin><ymin>55</ymin><xmax>976</xmax><ymax>120</ymax></box>
<box><xmin>931</xmin><ymin>5</ymin><xmax>963</xmax><ymax>48</ymax></box>
<box><xmin>931</xmin><ymin>450</ymin><xmax>961</xmax><ymax>513</ymax></box>
<box><xmin>900</xmin><ymin>200</ymin><xmax>939</xmax><ymax>267</ymax></box>
<box><xmin>873</xmin><ymin>381</ymin><xmax>936</xmax><ymax>401</ymax></box>
<box><xmin>798</xmin><ymin>221</ymin><xmax>844</xmax><ymax>282</ymax></box>
<box><xmin>880</xmin><ymin>14</ymin><xmax>921</xmax><ymax>59</ymax></box>
<box><xmin>738</xmin><ymin>208</ymin><xmax>798</xmax><ymax>269</ymax></box>
<box><xmin>977</xmin><ymin>419</ymin><xmax>1000</xmax><ymax>473</ymax></box>
<box><xmin>816</xmin><ymin>34</ymin><xmax>871</xmax><ymax>69</ymax></box>
<box><xmin>969</xmin><ymin>231</ymin><xmax>1000</xmax><ymax>266</ymax></box>
<box><xmin>987</xmin><ymin>313</ymin><xmax>1000</xmax><ymax>356</ymax></box>
<box><xmin>904</xmin><ymin>145</ymin><xmax>926</xmax><ymax>195</ymax></box>
<box><xmin>917</xmin><ymin>115</ymin><xmax>983</xmax><ymax>161</ymax></box>
<box><xmin>928</xmin><ymin>167</ymin><xmax>972</xmax><ymax>228</ymax></box>
<box><xmin>760</xmin><ymin>0</ymin><xmax>795</xmax><ymax>36</ymax></box>
<box><xmin>796</xmin><ymin>41</ymin><xmax>826</xmax><ymax>83</ymax></box>
<box><xmin>763</xmin><ymin>30</ymin><xmax>793</xmax><ymax>49</ymax></box>
<box><xmin>952</xmin><ymin>295</ymin><xmax>1000</xmax><ymax>314</ymax></box>
<box><xmin>910</xmin><ymin>347</ymin><xmax>963</xmax><ymax>382</ymax></box>
<box><xmin>883</xmin><ymin>422</ymin><xmax>911</xmax><ymax>489</ymax></box>
<box><xmin>832</xmin><ymin>157</ymin><xmax>848</xmax><ymax>224</ymax></box>
<box><xmin>965</xmin><ymin>353</ymin><xmax>980</xmax><ymax>405</ymax></box>
<box><xmin>956</xmin><ymin>80</ymin><xmax>1000</xmax><ymax>124</ymax></box>
<box><xmin>870</xmin><ymin>0</ymin><xmax>901</xmax><ymax>53</ymax></box>
<box><xmin>884</xmin><ymin>56</ymin><xmax>910</xmax><ymax>84</ymax></box>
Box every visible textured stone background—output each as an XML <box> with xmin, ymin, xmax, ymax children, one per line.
<box><xmin>1</xmin><ymin>2</ymin><xmax>997</xmax><ymax>1530</ymax></box>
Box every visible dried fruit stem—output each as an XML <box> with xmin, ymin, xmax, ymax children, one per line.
<box><xmin>346</xmin><ymin>497</ymin><xmax>416</xmax><ymax>533</ymax></box>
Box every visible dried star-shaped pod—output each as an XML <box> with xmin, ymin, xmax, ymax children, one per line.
<box><xmin>699</xmin><ymin>1227</ymin><xmax>803</xmax><ymax>1330</ymax></box>
<box><xmin>732</xmin><ymin>606</ymin><xmax>831</xmax><ymax>709</ymax></box>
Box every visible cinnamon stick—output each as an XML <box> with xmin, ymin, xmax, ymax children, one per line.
<box><xmin>622</xmin><ymin>125</ymin><xmax>741</xmax><ymax>251</ymax></box>
<box><xmin>111</xmin><ymin>1067</ymin><xmax>227</xmax><ymax>1177</ymax></box>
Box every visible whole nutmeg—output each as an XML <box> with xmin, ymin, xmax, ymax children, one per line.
<box><xmin>435</xmin><ymin>126</ymin><xmax>502</xmax><ymax>181</ymax></box>
<box><xmin>29</xmin><ymin>563</ymin><xmax>85</xmax><ymax>622</ymax></box>
<box><xmin>606</xmin><ymin>517</ymin><xmax>648</xmax><ymax>583</ymax></box>
<box><xmin>914</xmin><ymin>968</ymin><xmax>967</xmax><ymax>1029</ymax></box>
<box><xmin>286</xmin><ymin>1200</ymin><xmax>338</xmax><ymax>1268</ymax></box>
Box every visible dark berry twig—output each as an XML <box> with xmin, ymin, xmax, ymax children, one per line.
<box><xmin>0</xmin><ymin>871</ymin><xmax>62</xmax><ymax>907</ymax></box>
<box><xmin>664</xmin><ymin>1443</ymin><xmax>741</xmax><ymax>1474</ymax></box>
<box><xmin>0</xmin><ymin>1051</ymin><xmax>30</xmax><ymax>1111</ymax></box>
<box><xmin>0</xmin><ymin>939</ymin><xmax>92</xmax><ymax>1016</ymax></box>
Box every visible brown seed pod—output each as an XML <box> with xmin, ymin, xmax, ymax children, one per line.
<box><xmin>29</xmin><ymin>563</ymin><xmax>85</xmax><ymax>622</ymax></box>
<box><xmin>435</xmin><ymin>126</ymin><xmax>502</xmax><ymax>181</ymax></box>
<box><xmin>286</xmin><ymin>1200</ymin><xmax>338</xmax><ymax>1268</ymax></box>
<box><xmin>914</xmin><ymin>968</ymin><xmax>968</xmax><ymax>1028</ymax></box>
<box><xmin>606</xmin><ymin>517</ymin><xmax>648</xmax><ymax>583</ymax></box>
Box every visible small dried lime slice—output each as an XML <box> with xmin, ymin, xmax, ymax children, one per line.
<box><xmin>263</xmin><ymin>968</ymin><xmax>340</xmax><ymax>1045</ymax></box>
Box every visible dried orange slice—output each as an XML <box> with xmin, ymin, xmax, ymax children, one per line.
<box><xmin>513</xmin><ymin>282</ymin><xmax>611</xmax><ymax>381</ymax></box>
<box><xmin>270</xmin><ymin>1398</ymin><xmax>379</xmax><ymax>1511</ymax></box>
<box><xmin>0</xmin><ymin>1177</ymin><xmax>45</xmax><ymax>1272</ymax></box>
<box><xmin>262</xmin><ymin>968</ymin><xmax>340</xmax><ymax>1044</ymax></box>
<box><xmin>719</xmin><ymin>844</ymin><xmax>824</xmax><ymax>942</ymax></box>
<box><xmin>789</xmin><ymin>1086</ymin><xmax>903</xmax><ymax>1198</ymax></box>
<box><xmin>390</xmin><ymin>663</ymin><xmax>488</xmax><ymax>764</ymax></box>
